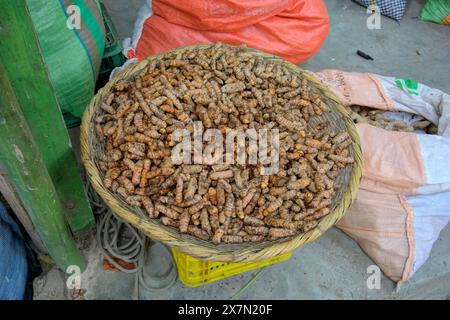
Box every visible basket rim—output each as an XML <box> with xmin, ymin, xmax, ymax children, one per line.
<box><xmin>81</xmin><ymin>43</ymin><xmax>362</xmax><ymax>262</ymax></box>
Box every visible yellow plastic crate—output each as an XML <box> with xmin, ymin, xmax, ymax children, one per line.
<box><xmin>172</xmin><ymin>249</ymin><xmax>292</xmax><ymax>287</ymax></box>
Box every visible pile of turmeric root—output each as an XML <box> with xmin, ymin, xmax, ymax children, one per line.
<box><xmin>348</xmin><ymin>105</ymin><xmax>438</xmax><ymax>134</ymax></box>
<box><xmin>94</xmin><ymin>44</ymin><xmax>355</xmax><ymax>244</ymax></box>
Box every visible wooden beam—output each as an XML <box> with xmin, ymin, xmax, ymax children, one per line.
<box><xmin>0</xmin><ymin>60</ymin><xmax>86</xmax><ymax>271</ymax></box>
<box><xmin>0</xmin><ymin>0</ymin><xmax>95</xmax><ymax>231</ymax></box>
<box><xmin>0</xmin><ymin>163</ymin><xmax>47</xmax><ymax>254</ymax></box>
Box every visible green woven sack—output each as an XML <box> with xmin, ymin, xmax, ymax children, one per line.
<box><xmin>419</xmin><ymin>0</ymin><xmax>450</xmax><ymax>25</ymax></box>
<box><xmin>26</xmin><ymin>0</ymin><xmax>105</xmax><ymax>118</ymax></box>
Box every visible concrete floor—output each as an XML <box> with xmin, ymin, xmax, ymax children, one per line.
<box><xmin>302</xmin><ymin>0</ymin><xmax>450</xmax><ymax>95</ymax></box>
<box><xmin>34</xmin><ymin>0</ymin><xmax>450</xmax><ymax>300</ymax></box>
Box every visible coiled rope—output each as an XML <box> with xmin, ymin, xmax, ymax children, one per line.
<box><xmin>86</xmin><ymin>179</ymin><xmax>178</xmax><ymax>298</ymax></box>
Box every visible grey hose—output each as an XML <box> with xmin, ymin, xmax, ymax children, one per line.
<box><xmin>86</xmin><ymin>179</ymin><xmax>178</xmax><ymax>297</ymax></box>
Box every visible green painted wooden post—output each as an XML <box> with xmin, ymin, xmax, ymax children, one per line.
<box><xmin>0</xmin><ymin>0</ymin><xmax>94</xmax><ymax>231</ymax></box>
<box><xmin>0</xmin><ymin>61</ymin><xmax>86</xmax><ymax>271</ymax></box>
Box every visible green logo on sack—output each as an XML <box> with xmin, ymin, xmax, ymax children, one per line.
<box><xmin>395</xmin><ymin>78</ymin><xmax>419</xmax><ymax>96</ymax></box>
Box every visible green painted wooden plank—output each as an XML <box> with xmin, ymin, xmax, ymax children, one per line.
<box><xmin>0</xmin><ymin>60</ymin><xmax>86</xmax><ymax>271</ymax></box>
<box><xmin>0</xmin><ymin>0</ymin><xmax>94</xmax><ymax>231</ymax></box>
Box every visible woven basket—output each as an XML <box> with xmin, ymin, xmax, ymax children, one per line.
<box><xmin>81</xmin><ymin>44</ymin><xmax>362</xmax><ymax>262</ymax></box>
